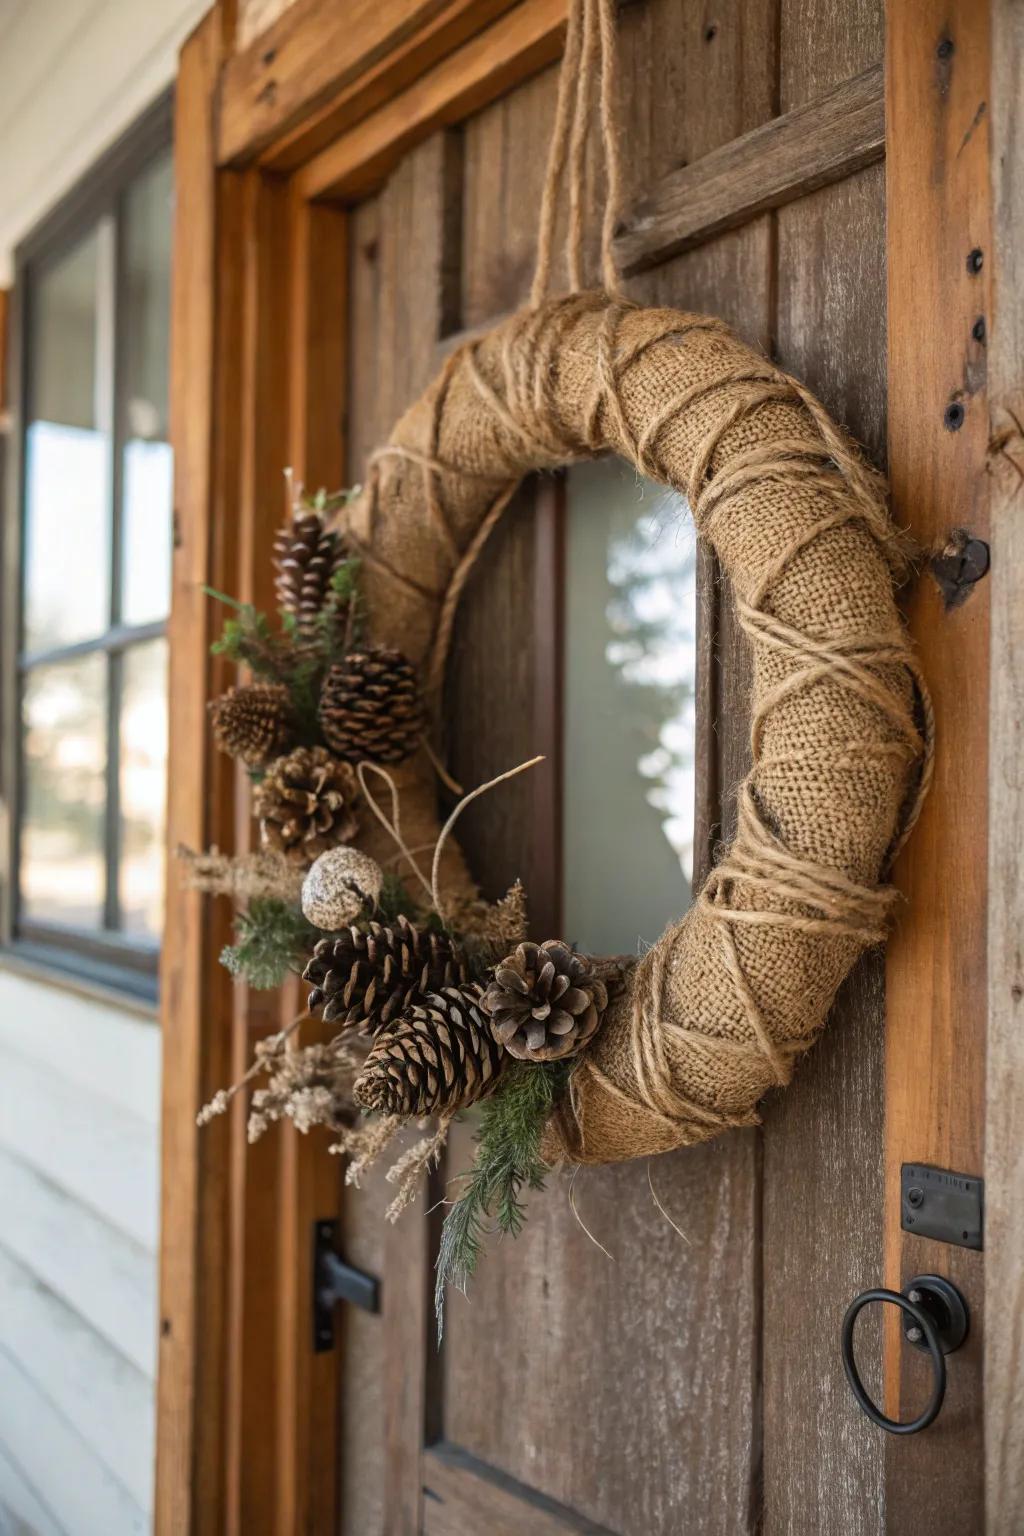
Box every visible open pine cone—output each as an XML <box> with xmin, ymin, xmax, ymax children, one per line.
<box><xmin>209</xmin><ymin>682</ymin><xmax>295</xmax><ymax>768</ymax></box>
<box><xmin>303</xmin><ymin>915</ymin><xmax>468</xmax><ymax>1032</ymax></box>
<box><xmin>273</xmin><ymin>509</ymin><xmax>348</xmax><ymax>639</ymax></box>
<box><xmin>482</xmin><ymin>940</ymin><xmax>608</xmax><ymax>1062</ymax></box>
<box><xmin>353</xmin><ymin>984</ymin><xmax>503</xmax><ymax>1117</ymax></box>
<box><xmin>254</xmin><ymin>746</ymin><xmax>359</xmax><ymax>866</ymax></box>
<box><xmin>319</xmin><ymin>648</ymin><xmax>424</xmax><ymax>765</ymax></box>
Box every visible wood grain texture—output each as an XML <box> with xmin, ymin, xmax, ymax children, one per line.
<box><xmin>437</xmin><ymin>9</ymin><xmax>775</xmax><ymax>1526</ymax></box>
<box><xmin>219</xmin><ymin>0</ymin><xmax>522</xmax><ymax>167</ymax></box>
<box><xmin>157</xmin><ymin>17</ymin><xmax>236</xmax><ymax>1533</ymax></box>
<box><xmin>615</xmin><ymin>64</ymin><xmax>884</xmax><ymax>276</ymax></box>
<box><xmin>258</xmin><ymin>0</ymin><xmax>522</xmax><ymax>173</ymax></box>
<box><xmin>277</xmin><ymin>194</ymin><xmax>348</xmax><ymax>1536</ymax></box>
<box><xmin>295</xmin><ymin>0</ymin><xmax>568</xmax><ymax>203</ymax></box>
<box><xmin>884</xmin><ymin>3</ymin><xmax>989</xmax><ymax>1529</ymax></box>
<box><xmin>985</xmin><ymin>2</ymin><xmax>1024</xmax><ymax>1529</ymax></box>
<box><xmin>764</xmin><ymin>165</ymin><xmax>888</xmax><ymax>1536</ymax></box>
<box><xmin>760</xmin><ymin>7</ymin><xmax>889</xmax><ymax>1527</ymax></box>
<box><xmin>422</xmin><ymin>1444</ymin><xmax>618</xmax><ymax>1535</ymax></box>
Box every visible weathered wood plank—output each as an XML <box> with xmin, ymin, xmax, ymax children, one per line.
<box><xmin>258</xmin><ymin>0</ymin><xmax>523</xmax><ymax>173</ymax></box>
<box><xmin>0</xmin><ymin>1147</ymin><xmax>156</xmax><ymax>1380</ymax></box>
<box><xmin>294</xmin><ymin>0</ymin><xmax>567</xmax><ymax>203</ymax></box>
<box><xmin>422</xmin><ymin>1445</ymin><xmax>617</xmax><ymax>1536</ymax></box>
<box><xmin>615</xmin><ymin>64</ymin><xmax>884</xmax><ymax>276</ymax></box>
<box><xmin>219</xmin><ymin>0</ymin><xmax>521</xmax><ymax>167</ymax></box>
<box><xmin>762</xmin><ymin>8</ymin><xmax>888</xmax><ymax>1529</ymax></box>
<box><xmin>884</xmin><ymin>3</ymin><xmax>989</xmax><ymax>1529</ymax></box>
<box><xmin>157</xmin><ymin>15</ymin><xmax>236</xmax><ymax>1534</ymax></box>
<box><xmin>985</xmin><ymin>2</ymin><xmax>1024</xmax><ymax>1530</ymax></box>
<box><xmin>0</xmin><ymin>1245</ymin><xmax>154</xmax><ymax>1513</ymax></box>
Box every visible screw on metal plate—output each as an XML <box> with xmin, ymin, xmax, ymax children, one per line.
<box><xmin>929</xmin><ymin>529</ymin><xmax>990</xmax><ymax>610</ymax></box>
<box><xmin>901</xmin><ymin>1163</ymin><xmax>984</xmax><ymax>1249</ymax></box>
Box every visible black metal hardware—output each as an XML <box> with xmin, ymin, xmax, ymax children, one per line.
<box><xmin>312</xmin><ymin>1220</ymin><xmax>380</xmax><ymax>1353</ymax></box>
<box><xmin>930</xmin><ymin>533</ymin><xmax>990</xmax><ymax>609</ymax></box>
<box><xmin>842</xmin><ymin>1274</ymin><xmax>970</xmax><ymax>1435</ymax></box>
<box><xmin>901</xmin><ymin>1162</ymin><xmax>984</xmax><ymax>1249</ymax></box>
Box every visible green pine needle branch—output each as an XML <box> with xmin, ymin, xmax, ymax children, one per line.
<box><xmin>435</xmin><ymin>1060</ymin><xmax>570</xmax><ymax>1339</ymax></box>
<box><xmin>220</xmin><ymin>898</ymin><xmax>320</xmax><ymax>990</ymax></box>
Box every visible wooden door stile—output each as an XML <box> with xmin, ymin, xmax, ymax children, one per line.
<box><xmin>885</xmin><ymin>3</ymin><xmax>990</xmax><ymax>1528</ymax></box>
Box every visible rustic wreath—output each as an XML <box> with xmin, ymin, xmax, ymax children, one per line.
<box><xmin>343</xmin><ymin>287</ymin><xmax>932</xmax><ymax>1167</ymax></box>
<box><xmin>193</xmin><ymin>0</ymin><xmax>931</xmax><ymax>1317</ymax></box>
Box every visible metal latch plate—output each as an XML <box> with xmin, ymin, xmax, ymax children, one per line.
<box><xmin>901</xmin><ymin>1163</ymin><xmax>983</xmax><ymax>1250</ymax></box>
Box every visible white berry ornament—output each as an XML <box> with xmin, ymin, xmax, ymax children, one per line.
<box><xmin>301</xmin><ymin>847</ymin><xmax>384</xmax><ymax>930</ymax></box>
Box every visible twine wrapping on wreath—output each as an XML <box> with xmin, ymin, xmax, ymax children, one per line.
<box><xmin>334</xmin><ymin>0</ymin><xmax>933</xmax><ymax>1165</ymax></box>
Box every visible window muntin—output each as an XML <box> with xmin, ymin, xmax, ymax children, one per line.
<box><xmin>562</xmin><ymin>460</ymin><xmax>697</xmax><ymax>957</ymax></box>
<box><xmin>11</xmin><ymin>132</ymin><xmax>173</xmax><ymax>990</ymax></box>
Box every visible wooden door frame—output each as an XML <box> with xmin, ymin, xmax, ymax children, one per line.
<box><xmin>159</xmin><ymin>3</ymin><xmax>1023</xmax><ymax>1532</ymax></box>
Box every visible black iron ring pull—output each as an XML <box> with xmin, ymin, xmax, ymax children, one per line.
<box><xmin>841</xmin><ymin>1274</ymin><xmax>970</xmax><ymax>1435</ymax></box>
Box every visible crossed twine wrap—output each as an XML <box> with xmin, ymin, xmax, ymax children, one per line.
<box><xmin>336</xmin><ymin>0</ymin><xmax>933</xmax><ymax>1166</ymax></box>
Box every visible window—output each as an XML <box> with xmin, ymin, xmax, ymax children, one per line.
<box><xmin>2</xmin><ymin>99</ymin><xmax>173</xmax><ymax>999</ymax></box>
<box><xmin>562</xmin><ymin>460</ymin><xmax>697</xmax><ymax>956</ymax></box>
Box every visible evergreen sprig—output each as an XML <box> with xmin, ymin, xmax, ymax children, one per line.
<box><xmin>220</xmin><ymin>898</ymin><xmax>319</xmax><ymax>990</ymax></box>
<box><xmin>434</xmin><ymin>1060</ymin><xmax>569</xmax><ymax>1339</ymax></box>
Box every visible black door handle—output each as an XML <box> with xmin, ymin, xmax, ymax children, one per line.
<box><xmin>841</xmin><ymin>1273</ymin><xmax>969</xmax><ymax>1435</ymax></box>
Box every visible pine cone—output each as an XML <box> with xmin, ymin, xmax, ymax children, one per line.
<box><xmin>303</xmin><ymin>915</ymin><xmax>468</xmax><ymax>1032</ymax></box>
<box><xmin>209</xmin><ymin>683</ymin><xmax>295</xmax><ymax>767</ymax></box>
<box><xmin>482</xmin><ymin>940</ymin><xmax>608</xmax><ymax>1062</ymax></box>
<box><xmin>273</xmin><ymin>509</ymin><xmax>347</xmax><ymax>639</ymax></box>
<box><xmin>254</xmin><ymin>746</ymin><xmax>359</xmax><ymax>866</ymax></box>
<box><xmin>353</xmin><ymin>985</ymin><xmax>503</xmax><ymax>1117</ymax></box>
<box><xmin>319</xmin><ymin>649</ymin><xmax>424</xmax><ymax>765</ymax></box>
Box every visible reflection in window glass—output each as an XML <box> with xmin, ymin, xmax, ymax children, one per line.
<box><xmin>23</xmin><ymin>231</ymin><xmax>110</xmax><ymax>651</ymax></box>
<box><xmin>21</xmin><ymin>655</ymin><xmax>108</xmax><ymax>930</ymax></box>
<box><xmin>120</xmin><ymin>149</ymin><xmax>174</xmax><ymax>627</ymax></box>
<box><xmin>563</xmin><ymin>460</ymin><xmax>697</xmax><ymax>956</ymax></box>
<box><xmin>119</xmin><ymin>640</ymin><xmax>168</xmax><ymax>939</ymax></box>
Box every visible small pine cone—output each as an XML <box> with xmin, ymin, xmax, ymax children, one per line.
<box><xmin>319</xmin><ymin>649</ymin><xmax>424</xmax><ymax>765</ymax></box>
<box><xmin>273</xmin><ymin>510</ymin><xmax>347</xmax><ymax>639</ymax></box>
<box><xmin>209</xmin><ymin>683</ymin><xmax>295</xmax><ymax>767</ymax></box>
<box><xmin>482</xmin><ymin>940</ymin><xmax>608</xmax><ymax>1062</ymax></box>
<box><xmin>254</xmin><ymin>746</ymin><xmax>359</xmax><ymax>866</ymax></box>
<box><xmin>302</xmin><ymin>915</ymin><xmax>468</xmax><ymax>1032</ymax></box>
<box><xmin>353</xmin><ymin>985</ymin><xmax>503</xmax><ymax>1117</ymax></box>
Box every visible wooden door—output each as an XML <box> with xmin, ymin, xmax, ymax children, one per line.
<box><xmin>159</xmin><ymin>2</ymin><xmax>1014</xmax><ymax>1533</ymax></box>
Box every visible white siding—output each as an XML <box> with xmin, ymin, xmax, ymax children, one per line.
<box><xmin>0</xmin><ymin>978</ymin><xmax>161</xmax><ymax>1536</ymax></box>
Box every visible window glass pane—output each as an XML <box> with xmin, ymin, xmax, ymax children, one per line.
<box><xmin>21</xmin><ymin>654</ymin><xmax>108</xmax><ymax>930</ymax></box>
<box><xmin>120</xmin><ymin>150</ymin><xmax>174</xmax><ymax>627</ymax></box>
<box><xmin>562</xmin><ymin>460</ymin><xmax>697</xmax><ymax>955</ymax></box>
<box><xmin>23</xmin><ymin>230</ymin><xmax>110</xmax><ymax>652</ymax></box>
<box><xmin>119</xmin><ymin>639</ymin><xmax>168</xmax><ymax>939</ymax></box>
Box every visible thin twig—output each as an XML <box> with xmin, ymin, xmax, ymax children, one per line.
<box><xmin>355</xmin><ymin>761</ymin><xmax>434</xmax><ymax>902</ymax></box>
<box><xmin>430</xmin><ymin>756</ymin><xmax>544</xmax><ymax>916</ymax></box>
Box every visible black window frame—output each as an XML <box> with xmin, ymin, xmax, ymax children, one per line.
<box><xmin>1</xmin><ymin>91</ymin><xmax>174</xmax><ymax>1004</ymax></box>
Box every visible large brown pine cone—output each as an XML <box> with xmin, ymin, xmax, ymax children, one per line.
<box><xmin>353</xmin><ymin>985</ymin><xmax>503</xmax><ymax>1117</ymax></box>
<box><xmin>482</xmin><ymin>940</ymin><xmax>608</xmax><ymax>1062</ymax></box>
<box><xmin>318</xmin><ymin>649</ymin><xmax>424</xmax><ymax>765</ymax></box>
<box><xmin>254</xmin><ymin>746</ymin><xmax>359</xmax><ymax>866</ymax></box>
<box><xmin>208</xmin><ymin>682</ymin><xmax>295</xmax><ymax>768</ymax></box>
<box><xmin>303</xmin><ymin>915</ymin><xmax>468</xmax><ymax>1032</ymax></box>
<box><xmin>273</xmin><ymin>510</ymin><xmax>348</xmax><ymax>639</ymax></box>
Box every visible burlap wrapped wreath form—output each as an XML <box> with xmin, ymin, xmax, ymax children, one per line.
<box><xmin>340</xmin><ymin>289</ymin><xmax>932</xmax><ymax>1166</ymax></box>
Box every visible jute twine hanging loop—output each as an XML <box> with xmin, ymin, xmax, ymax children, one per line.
<box><xmin>337</xmin><ymin>0</ymin><xmax>932</xmax><ymax>1165</ymax></box>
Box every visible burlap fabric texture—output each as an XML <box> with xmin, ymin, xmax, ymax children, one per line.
<box><xmin>338</xmin><ymin>289</ymin><xmax>932</xmax><ymax>1165</ymax></box>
